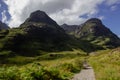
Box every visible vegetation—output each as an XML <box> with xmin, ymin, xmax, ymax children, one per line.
<box><xmin>0</xmin><ymin>49</ymin><xmax>86</xmax><ymax>80</ymax></box>
<box><xmin>0</xmin><ymin>10</ymin><xmax>120</xmax><ymax>80</ymax></box>
<box><xmin>89</xmin><ymin>48</ymin><xmax>120</xmax><ymax>80</ymax></box>
<box><xmin>63</xmin><ymin>18</ymin><xmax>120</xmax><ymax>48</ymax></box>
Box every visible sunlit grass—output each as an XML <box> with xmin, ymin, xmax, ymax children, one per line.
<box><xmin>0</xmin><ymin>49</ymin><xmax>86</xmax><ymax>80</ymax></box>
<box><xmin>89</xmin><ymin>48</ymin><xmax>120</xmax><ymax>80</ymax></box>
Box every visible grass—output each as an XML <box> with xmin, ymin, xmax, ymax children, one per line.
<box><xmin>1</xmin><ymin>47</ymin><xmax>120</xmax><ymax>80</ymax></box>
<box><xmin>0</xmin><ymin>49</ymin><xmax>86</xmax><ymax>80</ymax></box>
<box><xmin>89</xmin><ymin>48</ymin><xmax>120</xmax><ymax>80</ymax></box>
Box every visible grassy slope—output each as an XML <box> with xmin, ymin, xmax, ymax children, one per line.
<box><xmin>0</xmin><ymin>49</ymin><xmax>86</xmax><ymax>80</ymax></box>
<box><xmin>89</xmin><ymin>48</ymin><xmax>120</xmax><ymax>80</ymax></box>
<box><xmin>0</xmin><ymin>46</ymin><xmax>120</xmax><ymax>80</ymax></box>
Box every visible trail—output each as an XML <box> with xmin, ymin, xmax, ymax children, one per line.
<box><xmin>72</xmin><ymin>61</ymin><xmax>95</xmax><ymax>80</ymax></box>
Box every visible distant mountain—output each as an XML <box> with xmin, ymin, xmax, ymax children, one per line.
<box><xmin>61</xmin><ymin>24</ymin><xmax>80</xmax><ymax>36</ymax></box>
<box><xmin>0</xmin><ymin>21</ymin><xmax>9</xmax><ymax>30</ymax></box>
<box><xmin>76</xmin><ymin>18</ymin><xmax>120</xmax><ymax>48</ymax></box>
<box><xmin>77</xmin><ymin>18</ymin><xmax>114</xmax><ymax>37</ymax></box>
<box><xmin>61</xmin><ymin>18</ymin><xmax>120</xmax><ymax>48</ymax></box>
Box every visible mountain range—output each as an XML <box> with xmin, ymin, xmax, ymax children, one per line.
<box><xmin>0</xmin><ymin>10</ymin><xmax>120</xmax><ymax>56</ymax></box>
<box><xmin>61</xmin><ymin>18</ymin><xmax>120</xmax><ymax>48</ymax></box>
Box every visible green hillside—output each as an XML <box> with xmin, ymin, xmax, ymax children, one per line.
<box><xmin>0</xmin><ymin>49</ymin><xmax>86</xmax><ymax>80</ymax></box>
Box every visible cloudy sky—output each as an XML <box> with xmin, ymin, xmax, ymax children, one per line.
<box><xmin>0</xmin><ymin>0</ymin><xmax>120</xmax><ymax>36</ymax></box>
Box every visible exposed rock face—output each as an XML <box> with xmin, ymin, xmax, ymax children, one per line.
<box><xmin>77</xmin><ymin>18</ymin><xmax>120</xmax><ymax>48</ymax></box>
<box><xmin>21</xmin><ymin>10</ymin><xmax>65</xmax><ymax>34</ymax></box>
<box><xmin>20</xmin><ymin>10</ymin><xmax>68</xmax><ymax>44</ymax></box>
<box><xmin>23</xmin><ymin>10</ymin><xmax>58</xmax><ymax>26</ymax></box>
<box><xmin>77</xmin><ymin>18</ymin><xmax>113</xmax><ymax>37</ymax></box>
<box><xmin>0</xmin><ymin>21</ymin><xmax>9</xmax><ymax>30</ymax></box>
<box><xmin>61</xmin><ymin>24</ymin><xmax>81</xmax><ymax>36</ymax></box>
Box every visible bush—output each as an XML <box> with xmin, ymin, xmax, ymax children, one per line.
<box><xmin>0</xmin><ymin>63</ymin><xmax>70</xmax><ymax>80</ymax></box>
<box><xmin>0</xmin><ymin>66</ymin><xmax>19</xmax><ymax>80</ymax></box>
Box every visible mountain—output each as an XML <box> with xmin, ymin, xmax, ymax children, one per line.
<box><xmin>0</xmin><ymin>21</ymin><xmax>9</xmax><ymax>40</ymax></box>
<box><xmin>0</xmin><ymin>10</ymin><xmax>73</xmax><ymax>56</ymax></box>
<box><xmin>61</xmin><ymin>18</ymin><xmax>120</xmax><ymax>48</ymax></box>
<box><xmin>0</xmin><ymin>21</ymin><xmax>9</xmax><ymax>30</ymax></box>
<box><xmin>0</xmin><ymin>11</ymin><xmax>105</xmax><ymax>56</ymax></box>
<box><xmin>0</xmin><ymin>10</ymin><xmax>120</xmax><ymax>57</ymax></box>
<box><xmin>21</xmin><ymin>10</ymin><xmax>59</xmax><ymax>27</ymax></box>
<box><xmin>61</xmin><ymin>24</ymin><xmax>80</xmax><ymax>35</ymax></box>
<box><xmin>76</xmin><ymin>18</ymin><xmax>120</xmax><ymax>48</ymax></box>
<box><xmin>77</xmin><ymin>18</ymin><xmax>113</xmax><ymax>37</ymax></box>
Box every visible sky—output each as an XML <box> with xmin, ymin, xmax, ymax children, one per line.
<box><xmin>0</xmin><ymin>0</ymin><xmax>120</xmax><ymax>37</ymax></box>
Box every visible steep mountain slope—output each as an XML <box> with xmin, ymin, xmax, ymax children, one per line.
<box><xmin>61</xmin><ymin>24</ymin><xmax>80</xmax><ymax>35</ymax></box>
<box><xmin>77</xmin><ymin>18</ymin><xmax>120</xmax><ymax>48</ymax></box>
<box><xmin>0</xmin><ymin>11</ymin><xmax>105</xmax><ymax>57</ymax></box>
<box><xmin>61</xmin><ymin>18</ymin><xmax>120</xmax><ymax>48</ymax></box>
<box><xmin>0</xmin><ymin>21</ymin><xmax>9</xmax><ymax>30</ymax></box>
<box><xmin>0</xmin><ymin>10</ymin><xmax>72</xmax><ymax>56</ymax></box>
<box><xmin>23</xmin><ymin>10</ymin><xmax>58</xmax><ymax>26</ymax></box>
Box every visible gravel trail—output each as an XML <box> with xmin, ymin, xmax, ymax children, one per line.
<box><xmin>72</xmin><ymin>61</ymin><xmax>95</xmax><ymax>80</ymax></box>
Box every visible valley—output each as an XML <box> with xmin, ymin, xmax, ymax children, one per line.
<box><xmin>0</xmin><ymin>10</ymin><xmax>120</xmax><ymax>80</ymax></box>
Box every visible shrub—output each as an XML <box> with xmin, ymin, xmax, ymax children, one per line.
<box><xmin>0</xmin><ymin>66</ymin><xmax>19</xmax><ymax>80</ymax></box>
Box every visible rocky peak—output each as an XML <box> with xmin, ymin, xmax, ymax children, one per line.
<box><xmin>85</xmin><ymin>18</ymin><xmax>102</xmax><ymax>25</ymax></box>
<box><xmin>25</xmin><ymin>10</ymin><xmax>57</xmax><ymax>26</ymax></box>
<box><xmin>76</xmin><ymin>18</ymin><xmax>120</xmax><ymax>47</ymax></box>
<box><xmin>61</xmin><ymin>23</ymin><xmax>68</xmax><ymax>26</ymax></box>
<box><xmin>61</xmin><ymin>23</ymin><xmax>80</xmax><ymax>35</ymax></box>
<box><xmin>78</xmin><ymin>18</ymin><xmax>111</xmax><ymax>36</ymax></box>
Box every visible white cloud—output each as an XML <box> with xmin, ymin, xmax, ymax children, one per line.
<box><xmin>1</xmin><ymin>10</ymin><xmax>8</xmax><ymax>23</ymax></box>
<box><xmin>0</xmin><ymin>4</ymin><xmax>1</xmax><ymax>8</ymax></box>
<box><xmin>4</xmin><ymin>0</ymin><xmax>29</xmax><ymax>27</ymax></box>
<box><xmin>118</xmin><ymin>35</ymin><xmax>120</xmax><ymax>38</ymax></box>
<box><xmin>50</xmin><ymin>0</ymin><xmax>105</xmax><ymax>25</ymax></box>
<box><xmin>105</xmin><ymin>0</ymin><xmax>120</xmax><ymax>5</ymax></box>
<box><xmin>98</xmin><ymin>16</ymin><xmax>105</xmax><ymax>20</ymax></box>
<box><xmin>111</xmin><ymin>6</ymin><xmax>117</xmax><ymax>11</ymax></box>
<box><xmin>4</xmin><ymin>0</ymin><xmax>120</xmax><ymax>27</ymax></box>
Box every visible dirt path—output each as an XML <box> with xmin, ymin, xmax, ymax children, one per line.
<box><xmin>72</xmin><ymin>61</ymin><xmax>95</xmax><ymax>80</ymax></box>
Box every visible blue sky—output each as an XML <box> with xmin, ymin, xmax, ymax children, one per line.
<box><xmin>0</xmin><ymin>0</ymin><xmax>10</xmax><ymax>22</ymax></box>
<box><xmin>98</xmin><ymin>3</ymin><xmax>120</xmax><ymax>37</ymax></box>
<box><xmin>0</xmin><ymin>0</ymin><xmax>120</xmax><ymax>37</ymax></box>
